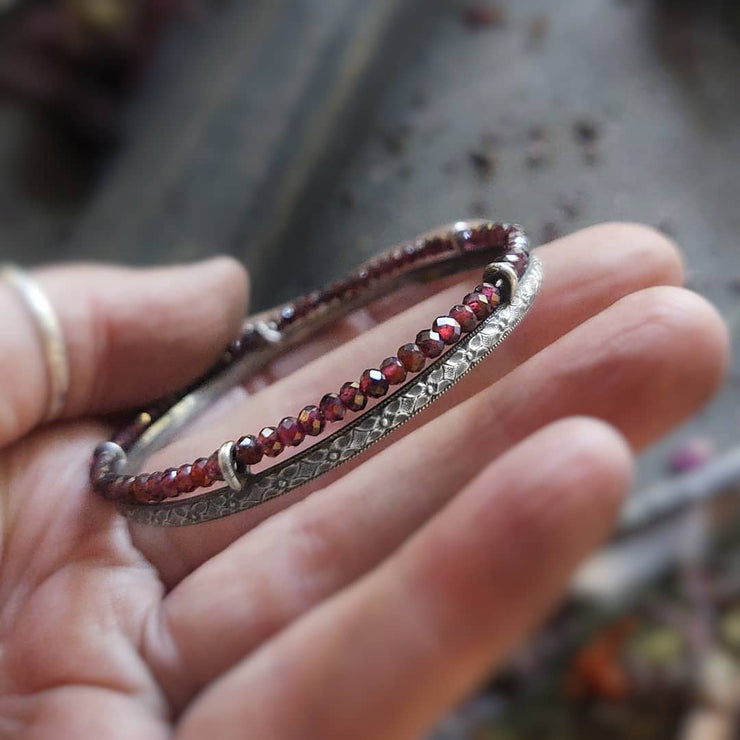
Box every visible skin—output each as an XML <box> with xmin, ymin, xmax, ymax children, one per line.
<box><xmin>0</xmin><ymin>223</ymin><xmax>729</xmax><ymax>739</ymax></box>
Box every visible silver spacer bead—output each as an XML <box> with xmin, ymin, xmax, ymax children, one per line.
<box><xmin>93</xmin><ymin>441</ymin><xmax>127</xmax><ymax>475</ymax></box>
<box><xmin>218</xmin><ymin>440</ymin><xmax>244</xmax><ymax>492</ymax></box>
<box><xmin>482</xmin><ymin>262</ymin><xmax>519</xmax><ymax>298</ymax></box>
<box><xmin>255</xmin><ymin>321</ymin><xmax>283</xmax><ymax>344</ymax></box>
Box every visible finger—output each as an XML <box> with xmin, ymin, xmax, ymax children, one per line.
<box><xmin>0</xmin><ymin>258</ymin><xmax>248</xmax><ymax>446</ymax></box>
<box><xmin>147</xmin><ymin>285</ymin><xmax>728</xmax><ymax>708</ymax></box>
<box><xmin>133</xmin><ymin>223</ymin><xmax>682</xmax><ymax>572</ymax></box>
<box><xmin>175</xmin><ymin>418</ymin><xmax>633</xmax><ymax>740</ymax></box>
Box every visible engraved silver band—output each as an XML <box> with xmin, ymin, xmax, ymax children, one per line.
<box><xmin>117</xmin><ymin>255</ymin><xmax>543</xmax><ymax>527</ymax></box>
<box><xmin>1</xmin><ymin>264</ymin><xmax>70</xmax><ymax>421</ymax></box>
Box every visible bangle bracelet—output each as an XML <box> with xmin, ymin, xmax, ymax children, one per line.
<box><xmin>91</xmin><ymin>220</ymin><xmax>542</xmax><ymax>527</ymax></box>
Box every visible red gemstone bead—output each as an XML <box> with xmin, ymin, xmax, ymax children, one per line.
<box><xmin>320</xmin><ymin>393</ymin><xmax>345</xmax><ymax>422</ymax></box>
<box><xmin>463</xmin><ymin>292</ymin><xmax>491</xmax><ymax>320</ymax></box>
<box><xmin>298</xmin><ymin>405</ymin><xmax>325</xmax><ymax>436</ymax></box>
<box><xmin>191</xmin><ymin>457</ymin><xmax>213</xmax><ymax>487</ymax></box>
<box><xmin>236</xmin><ymin>434</ymin><xmax>263</xmax><ymax>467</ymax></box>
<box><xmin>359</xmin><ymin>368</ymin><xmax>389</xmax><ymax>398</ymax></box>
<box><xmin>145</xmin><ymin>472</ymin><xmax>166</xmax><ymax>502</ymax></box>
<box><xmin>503</xmin><ymin>248</ymin><xmax>529</xmax><ymax>276</ymax></box>
<box><xmin>205</xmin><ymin>453</ymin><xmax>223</xmax><ymax>482</ymax></box>
<box><xmin>339</xmin><ymin>381</ymin><xmax>367</xmax><ymax>412</ymax></box>
<box><xmin>161</xmin><ymin>468</ymin><xmax>179</xmax><ymax>498</ymax></box>
<box><xmin>132</xmin><ymin>474</ymin><xmax>150</xmax><ymax>503</ymax></box>
<box><xmin>398</xmin><ymin>343</ymin><xmax>425</xmax><ymax>372</ymax></box>
<box><xmin>259</xmin><ymin>426</ymin><xmax>285</xmax><ymax>457</ymax></box>
<box><xmin>432</xmin><ymin>316</ymin><xmax>461</xmax><ymax>345</ymax></box>
<box><xmin>474</xmin><ymin>282</ymin><xmax>502</xmax><ymax>310</ymax></box>
<box><xmin>278</xmin><ymin>416</ymin><xmax>305</xmax><ymax>447</ymax></box>
<box><xmin>380</xmin><ymin>356</ymin><xmax>407</xmax><ymax>385</ymax></box>
<box><xmin>175</xmin><ymin>464</ymin><xmax>196</xmax><ymax>494</ymax></box>
<box><xmin>449</xmin><ymin>304</ymin><xmax>477</xmax><ymax>332</ymax></box>
<box><xmin>416</xmin><ymin>329</ymin><xmax>445</xmax><ymax>358</ymax></box>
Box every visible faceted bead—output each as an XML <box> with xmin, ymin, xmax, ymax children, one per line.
<box><xmin>320</xmin><ymin>393</ymin><xmax>345</xmax><ymax>422</ymax></box>
<box><xmin>503</xmin><ymin>248</ymin><xmax>529</xmax><ymax>276</ymax></box>
<box><xmin>236</xmin><ymin>434</ymin><xmax>263</xmax><ymax>467</ymax></box>
<box><xmin>359</xmin><ymin>369</ymin><xmax>389</xmax><ymax>398</ymax></box>
<box><xmin>113</xmin><ymin>475</ymin><xmax>134</xmax><ymax>501</ymax></box>
<box><xmin>132</xmin><ymin>474</ymin><xmax>151</xmax><ymax>503</ymax></box>
<box><xmin>191</xmin><ymin>457</ymin><xmax>213</xmax><ymax>487</ymax></box>
<box><xmin>398</xmin><ymin>343</ymin><xmax>425</xmax><ymax>372</ymax></box>
<box><xmin>145</xmin><ymin>472</ymin><xmax>166</xmax><ymax>502</ymax></box>
<box><xmin>416</xmin><ymin>329</ymin><xmax>445</xmax><ymax>358</ymax></box>
<box><xmin>298</xmin><ymin>405</ymin><xmax>325</xmax><ymax>436</ymax></box>
<box><xmin>205</xmin><ymin>453</ymin><xmax>223</xmax><ymax>481</ymax></box>
<box><xmin>474</xmin><ymin>282</ymin><xmax>501</xmax><ymax>310</ymax></box>
<box><xmin>432</xmin><ymin>316</ymin><xmax>461</xmax><ymax>345</ymax></box>
<box><xmin>278</xmin><ymin>416</ymin><xmax>305</xmax><ymax>447</ymax></box>
<box><xmin>259</xmin><ymin>426</ymin><xmax>285</xmax><ymax>457</ymax></box>
<box><xmin>161</xmin><ymin>468</ymin><xmax>179</xmax><ymax>498</ymax></box>
<box><xmin>449</xmin><ymin>304</ymin><xmax>477</xmax><ymax>332</ymax></box>
<box><xmin>339</xmin><ymin>381</ymin><xmax>367</xmax><ymax>412</ymax></box>
<box><xmin>175</xmin><ymin>464</ymin><xmax>196</xmax><ymax>494</ymax></box>
<box><xmin>380</xmin><ymin>356</ymin><xmax>407</xmax><ymax>385</ymax></box>
<box><xmin>463</xmin><ymin>291</ymin><xmax>492</xmax><ymax>320</ymax></box>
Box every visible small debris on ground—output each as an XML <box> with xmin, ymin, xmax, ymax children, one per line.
<box><xmin>381</xmin><ymin>123</ymin><xmax>412</xmax><ymax>156</ymax></box>
<box><xmin>462</xmin><ymin>3</ymin><xmax>508</xmax><ymax>29</ymax></box>
<box><xmin>557</xmin><ymin>192</ymin><xmax>583</xmax><ymax>221</ymax></box>
<box><xmin>541</xmin><ymin>220</ymin><xmax>562</xmax><ymax>243</ymax></box>
<box><xmin>469</xmin><ymin>147</ymin><xmax>496</xmax><ymax>177</ymax></box>
<box><xmin>667</xmin><ymin>438</ymin><xmax>715</xmax><ymax>474</ymax></box>
<box><xmin>525</xmin><ymin>125</ymin><xmax>551</xmax><ymax>168</ymax></box>
<box><xmin>574</xmin><ymin>118</ymin><xmax>602</xmax><ymax>165</ymax></box>
<box><xmin>527</xmin><ymin>13</ymin><xmax>550</xmax><ymax>45</ymax></box>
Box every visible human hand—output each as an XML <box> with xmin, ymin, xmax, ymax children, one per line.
<box><xmin>0</xmin><ymin>223</ymin><xmax>728</xmax><ymax>739</ymax></box>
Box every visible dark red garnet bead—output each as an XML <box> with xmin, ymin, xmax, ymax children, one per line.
<box><xmin>359</xmin><ymin>369</ymin><xmax>389</xmax><ymax>398</ymax></box>
<box><xmin>298</xmin><ymin>405</ymin><xmax>325</xmax><ymax>436</ymax></box>
<box><xmin>398</xmin><ymin>343</ymin><xmax>425</xmax><ymax>372</ymax></box>
<box><xmin>205</xmin><ymin>453</ymin><xmax>223</xmax><ymax>481</ymax></box>
<box><xmin>416</xmin><ymin>329</ymin><xmax>445</xmax><ymax>358</ymax></box>
<box><xmin>278</xmin><ymin>416</ymin><xmax>305</xmax><ymax>447</ymax></box>
<box><xmin>132</xmin><ymin>474</ymin><xmax>150</xmax><ymax>503</ymax></box>
<box><xmin>339</xmin><ymin>381</ymin><xmax>367</xmax><ymax>412</ymax></box>
<box><xmin>175</xmin><ymin>464</ymin><xmax>195</xmax><ymax>494</ymax></box>
<box><xmin>474</xmin><ymin>282</ymin><xmax>502</xmax><ymax>310</ymax></box>
<box><xmin>432</xmin><ymin>316</ymin><xmax>461</xmax><ymax>345</ymax></box>
<box><xmin>503</xmin><ymin>248</ymin><xmax>529</xmax><ymax>276</ymax></box>
<box><xmin>160</xmin><ymin>468</ymin><xmax>179</xmax><ymax>498</ymax></box>
<box><xmin>145</xmin><ymin>473</ymin><xmax>166</xmax><ymax>502</ymax></box>
<box><xmin>449</xmin><ymin>304</ymin><xmax>477</xmax><ymax>332</ymax></box>
<box><xmin>380</xmin><ymin>356</ymin><xmax>407</xmax><ymax>385</ymax></box>
<box><xmin>236</xmin><ymin>434</ymin><xmax>263</xmax><ymax>467</ymax></box>
<box><xmin>191</xmin><ymin>457</ymin><xmax>213</xmax><ymax>487</ymax></box>
<box><xmin>463</xmin><ymin>291</ymin><xmax>491</xmax><ymax>320</ymax></box>
<box><xmin>259</xmin><ymin>426</ymin><xmax>285</xmax><ymax>457</ymax></box>
<box><xmin>320</xmin><ymin>393</ymin><xmax>345</xmax><ymax>422</ymax></box>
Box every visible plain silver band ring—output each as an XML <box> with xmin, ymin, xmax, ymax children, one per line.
<box><xmin>1</xmin><ymin>264</ymin><xmax>70</xmax><ymax>421</ymax></box>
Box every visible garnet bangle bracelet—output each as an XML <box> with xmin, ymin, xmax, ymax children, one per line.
<box><xmin>91</xmin><ymin>220</ymin><xmax>542</xmax><ymax>527</ymax></box>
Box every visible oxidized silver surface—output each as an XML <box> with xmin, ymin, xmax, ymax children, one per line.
<box><xmin>119</xmin><ymin>256</ymin><xmax>542</xmax><ymax>527</ymax></box>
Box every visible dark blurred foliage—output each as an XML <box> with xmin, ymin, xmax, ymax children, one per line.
<box><xmin>0</xmin><ymin>0</ymin><xmax>181</xmax><ymax>148</ymax></box>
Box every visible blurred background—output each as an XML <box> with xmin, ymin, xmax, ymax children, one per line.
<box><xmin>1</xmin><ymin>0</ymin><xmax>740</xmax><ymax>737</ymax></box>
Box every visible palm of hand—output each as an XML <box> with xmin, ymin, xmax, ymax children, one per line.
<box><xmin>0</xmin><ymin>225</ymin><xmax>728</xmax><ymax>739</ymax></box>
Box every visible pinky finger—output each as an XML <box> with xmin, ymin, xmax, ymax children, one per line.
<box><xmin>177</xmin><ymin>417</ymin><xmax>633</xmax><ymax>740</ymax></box>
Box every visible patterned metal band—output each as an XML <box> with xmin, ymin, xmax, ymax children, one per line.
<box><xmin>118</xmin><ymin>255</ymin><xmax>543</xmax><ymax>527</ymax></box>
